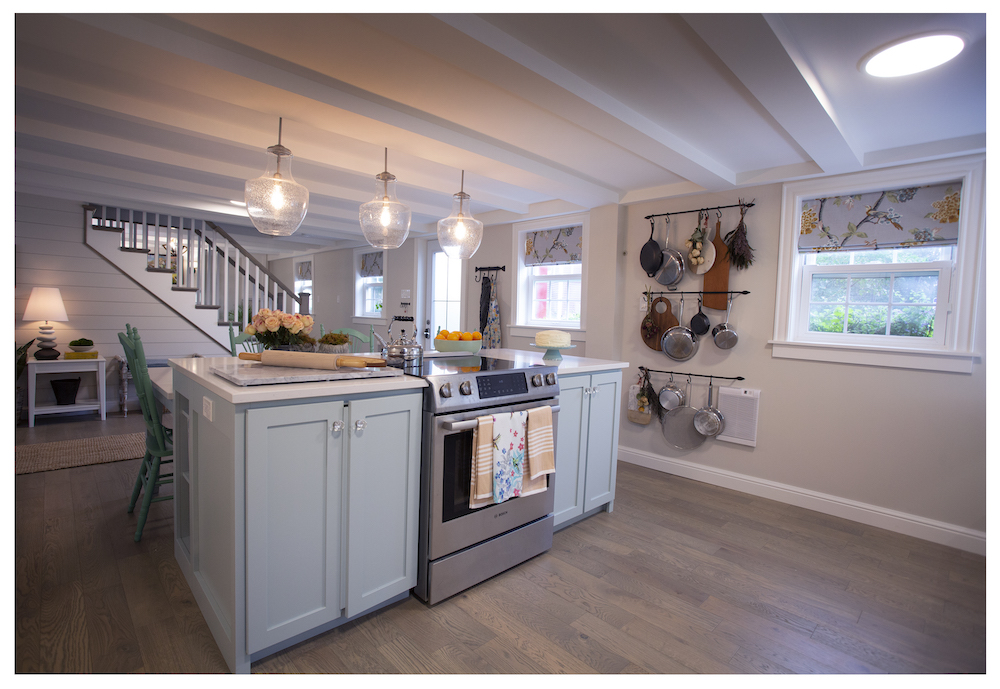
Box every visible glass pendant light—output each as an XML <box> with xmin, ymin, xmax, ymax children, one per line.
<box><xmin>244</xmin><ymin>117</ymin><xmax>309</xmax><ymax>236</ymax></box>
<box><xmin>436</xmin><ymin>170</ymin><xmax>483</xmax><ymax>259</ymax></box>
<box><xmin>359</xmin><ymin>148</ymin><xmax>412</xmax><ymax>249</ymax></box>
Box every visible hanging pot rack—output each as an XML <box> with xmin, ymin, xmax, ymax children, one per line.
<box><xmin>474</xmin><ymin>265</ymin><xmax>505</xmax><ymax>282</ymax></box>
<box><xmin>644</xmin><ymin>201</ymin><xmax>755</xmax><ymax>226</ymax></box>
<box><xmin>638</xmin><ymin>366</ymin><xmax>745</xmax><ymax>382</ymax></box>
<box><xmin>646</xmin><ymin>289</ymin><xmax>749</xmax><ymax>297</ymax></box>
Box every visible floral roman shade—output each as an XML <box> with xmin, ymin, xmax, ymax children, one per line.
<box><xmin>524</xmin><ymin>225</ymin><xmax>583</xmax><ymax>266</ymax></box>
<box><xmin>359</xmin><ymin>251</ymin><xmax>383</xmax><ymax>278</ymax></box>
<box><xmin>798</xmin><ymin>181</ymin><xmax>962</xmax><ymax>253</ymax></box>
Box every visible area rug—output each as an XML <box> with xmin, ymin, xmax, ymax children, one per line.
<box><xmin>15</xmin><ymin>432</ymin><xmax>146</xmax><ymax>475</ymax></box>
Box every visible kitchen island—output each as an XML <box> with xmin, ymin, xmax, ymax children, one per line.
<box><xmin>168</xmin><ymin>349</ymin><xmax>626</xmax><ymax>672</ymax></box>
<box><xmin>169</xmin><ymin>357</ymin><xmax>427</xmax><ymax>673</ymax></box>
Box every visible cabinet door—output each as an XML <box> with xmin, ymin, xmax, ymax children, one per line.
<box><xmin>583</xmin><ymin>371</ymin><xmax>622</xmax><ymax>513</ymax></box>
<box><xmin>553</xmin><ymin>374</ymin><xmax>588</xmax><ymax>526</ymax></box>
<box><xmin>245</xmin><ymin>402</ymin><xmax>345</xmax><ymax>653</ymax></box>
<box><xmin>345</xmin><ymin>392</ymin><xmax>422</xmax><ymax>618</ymax></box>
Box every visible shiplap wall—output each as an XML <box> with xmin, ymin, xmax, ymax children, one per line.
<box><xmin>15</xmin><ymin>193</ymin><xmax>229</xmax><ymax>412</ymax></box>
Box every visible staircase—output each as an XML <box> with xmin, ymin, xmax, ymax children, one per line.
<box><xmin>84</xmin><ymin>204</ymin><xmax>304</xmax><ymax>351</ymax></box>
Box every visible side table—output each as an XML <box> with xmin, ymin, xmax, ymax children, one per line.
<box><xmin>27</xmin><ymin>355</ymin><xmax>107</xmax><ymax>427</ymax></box>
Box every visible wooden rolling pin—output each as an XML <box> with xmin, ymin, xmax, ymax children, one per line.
<box><xmin>238</xmin><ymin>351</ymin><xmax>386</xmax><ymax>369</ymax></box>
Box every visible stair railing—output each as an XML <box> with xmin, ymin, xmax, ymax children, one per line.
<box><xmin>88</xmin><ymin>206</ymin><xmax>305</xmax><ymax>327</ymax></box>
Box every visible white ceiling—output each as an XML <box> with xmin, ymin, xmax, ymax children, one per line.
<box><xmin>14</xmin><ymin>12</ymin><xmax>986</xmax><ymax>257</ymax></box>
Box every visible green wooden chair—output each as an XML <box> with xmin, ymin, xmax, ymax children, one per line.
<box><xmin>118</xmin><ymin>324</ymin><xmax>174</xmax><ymax>542</ymax></box>
<box><xmin>229</xmin><ymin>324</ymin><xmax>261</xmax><ymax>356</ymax></box>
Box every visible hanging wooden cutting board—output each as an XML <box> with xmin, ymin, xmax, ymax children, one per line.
<box><xmin>640</xmin><ymin>297</ymin><xmax>662</xmax><ymax>351</ymax></box>
<box><xmin>702</xmin><ymin>217</ymin><xmax>730</xmax><ymax>310</ymax></box>
<box><xmin>651</xmin><ymin>296</ymin><xmax>677</xmax><ymax>338</ymax></box>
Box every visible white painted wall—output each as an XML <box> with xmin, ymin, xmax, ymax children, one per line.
<box><xmin>15</xmin><ymin>193</ymin><xmax>230</xmax><ymax>411</ymax></box>
<box><xmin>615</xmin><ymin>182</ymin><xmax>986</xmax><ymax>550</ymax></box>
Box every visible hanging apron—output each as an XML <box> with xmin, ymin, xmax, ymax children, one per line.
<box><xmin>479</xmin><ymin>276</ymin><xmax>492</xmax><ymax>334</ymax></box>
<box><xmin>483</xmin><ymin>278</ymin><xmax>502</xmax><ymax>349</ymax></box>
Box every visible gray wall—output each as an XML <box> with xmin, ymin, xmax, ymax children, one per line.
<box><xmin>616</xmin><ymin>182</ymin><xmax>986</xmax><ymax>547</ymax></box>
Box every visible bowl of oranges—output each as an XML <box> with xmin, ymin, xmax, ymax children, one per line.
<box><xmin>433</xmin><ymin>329</ymin><xmax>484</xmax><ymax>353</ymax></box>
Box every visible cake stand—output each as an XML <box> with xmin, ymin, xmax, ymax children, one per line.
<box><xmin>529</xmin><ymin>343</ymin><xmax>576</xmax><ymax>361</ymax></box>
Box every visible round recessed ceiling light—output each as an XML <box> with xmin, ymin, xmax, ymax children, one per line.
<box><xmin>861</xmin><ymin>32</ymin><xmax>965</xmax><ymax>78</ymax></box>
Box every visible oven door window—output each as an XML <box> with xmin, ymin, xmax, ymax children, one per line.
<box><xmin>442</xmin><ymin>431</ymin><xmax>475</xmax><ymax>522</ymax></box>
<box><xmin>442</xmin><ymin>430</ymin><xmax>517</xmax><ymax>522</ymax></box>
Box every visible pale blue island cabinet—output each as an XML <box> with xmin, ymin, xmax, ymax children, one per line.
<box><xmin>168</xmin><ymin>357</ymin><xmax>427</xmax><ymax>673</ymax></box>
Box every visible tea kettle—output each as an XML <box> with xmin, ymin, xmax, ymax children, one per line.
<box><xmin>383</xmin><ymin>316</ymin><xmax>423</xmax><ymax>370</ymax></box>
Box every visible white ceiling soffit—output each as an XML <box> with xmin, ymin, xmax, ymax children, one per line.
<box><xmin>14</xmin><ymin>12</ymin><xmax>985</xmax><ymax>250</ymax></box>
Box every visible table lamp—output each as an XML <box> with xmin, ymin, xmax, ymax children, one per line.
<box><xmin>23</xmin><ymin>287</ymin><xmax>69</xmax><ymax>360</ymax></box>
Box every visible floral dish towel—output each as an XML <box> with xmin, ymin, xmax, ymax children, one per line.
<box><xmin>492</xmin><ymin>410</ymin><xmax>526</xmax><ymax>503</ymax></box>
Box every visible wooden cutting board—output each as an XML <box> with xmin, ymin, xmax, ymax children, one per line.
<box><xmin>702</xmin><ymin>218</ymin><xmax>730</xmax><ymax>310</ymax></box>
<box><xmin>640</xmin><ymin>301</ymin><xmax>662</xmax><ymax>351</ymax></box>
<box><xmin>651</xmin><ymin>296</ymin><xmax>678</xmax><ymax>338</ymax></box>
<box><xmin>239</xmin><ymin>351</ymin><xmax>386</xmax><ymax>369</ymax></box>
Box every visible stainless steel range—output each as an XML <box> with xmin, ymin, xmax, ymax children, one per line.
<box><xmin>412</xmin><ymin>354</ymin><xmax>560</xmax><ymax>605</ymax></box>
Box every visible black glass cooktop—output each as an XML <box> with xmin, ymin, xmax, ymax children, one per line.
<box><xmin>410</xmin><ymin>355</ymin><xmax>526</xmax><ymax>378</ymax></box>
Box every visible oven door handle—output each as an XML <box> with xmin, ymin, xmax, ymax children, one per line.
<box><xmin>442</xmin><ymin>405</ymin><xmax>560</xmax><ymax>431</ymax></box>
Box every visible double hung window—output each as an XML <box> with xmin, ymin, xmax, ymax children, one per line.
<box><xmin>355</xmin><ymin>249</ymin><xmax>384</xmax><ymax>319</ymax></box>
<box><xmin>515</xmin><ymin>217</ymin><xmax>586</xmax><ymax>331</ymax></box>
<box><xmin>772</xmin><ymin>156</ymin><xmax>984</xmax><ymax>372</ymax></box>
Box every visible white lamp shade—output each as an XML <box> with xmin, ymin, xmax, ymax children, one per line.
<box><xmin>23</xmin><ymin>287</ymin><xmax>68</xmax><ymax>322</ymax></box>
<box><xmin>245</xmin><ymin>144</ymin><xmax>309</xmax><ymax>237</ymax></box>
<box><xmin>437</xmin><ymin>191</ymin><xmax>483</xmax><ymax>259</ymax></box>
<box><xmin>359</xmin><ymin>173</ymin><xmax>411</xmax><ymax>249</ymax></box>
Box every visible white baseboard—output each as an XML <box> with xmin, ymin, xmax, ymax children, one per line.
<box><xmin>618</xmin><ymin>446</ymin><xmax>986</xmax><ymax>556</ymax></box>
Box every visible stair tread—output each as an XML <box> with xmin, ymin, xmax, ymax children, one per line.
<box><xmin>171</xmin><ymin>286</ymin><xmax>199</xmax><ymax>292</ymax></box>
<box><xmin>147</xmin><ymin>267</ymin><xmax>175</xmax><ymax>273</ymax></box>
<box><xmin>195</xmin><ymin>304</ymin><xmax>222</xmax><ymax>310</ymax></box>
<box><xmin>120</xmin><ymin>247</ymin><xmax>148</xmax><ymax>253</ymax></box>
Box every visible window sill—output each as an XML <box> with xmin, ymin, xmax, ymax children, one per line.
<box><xmin>769</xmin><ymin>339</ymin><xmax>977</xmax><ymax>373</ymax></box>
<box><xmin>508</xmin><ymin>325</ymin><xmax>585</xmax><ymax>341</ymax></box>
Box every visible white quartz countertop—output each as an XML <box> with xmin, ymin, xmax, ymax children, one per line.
<box><xmin>170</xmin><ymin>356</ymin><xmax>427</xmax><ymax>404</ymax></box>
<box><xmin>167</xmin><ymin>350</ymin><xmax>628</xmax><ymax>405</ymax></box>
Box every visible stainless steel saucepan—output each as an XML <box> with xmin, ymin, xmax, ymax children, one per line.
<box><xmin>657</xmin><ymin>372</ymin><xmax>685</xmax><ymax>411</ymax></box>
<box><xmin>712</xmin><ymin>294</ymin><xmax>739</xmax><ymax>349</ymax></box>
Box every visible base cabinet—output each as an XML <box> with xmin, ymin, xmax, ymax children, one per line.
<box><xmin>553</xmin><ymin>370</ymin><xmax>622</xmax><ymax>527</ymax></box>
<box><xmin>173</xmin><ymin>375</ymin><xmax>421</xmax><ymax>672</ymax></box>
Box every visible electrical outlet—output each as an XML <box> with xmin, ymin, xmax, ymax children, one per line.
<box><xmin>202</xmin><ymin>396</ymin><xmax>213</xmax><ymax>422</ymax></box>
<box><xmin>640</xmin><ymin>294</ymin><xmax>649</xmax><ymax>311</ymax></box>
<box><xmin>401</xmin><ymin>289</ymin><xmax>411</xmax><ymax>299</ymax></box>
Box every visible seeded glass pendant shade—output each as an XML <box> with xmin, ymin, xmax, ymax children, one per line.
<box><xmin>359</xmin><ymin>148</ymin><xmax>412</xmax><ymax>249</ymax></box>
<box><xmin>245</xmin><ymin>118</ymin><xmax>309</xmax><ymax>237</ymax></box>
<box><xmin>436</xmin><ymin>170</ymin><xmax>483</xmax><ymax>259</ymax></box>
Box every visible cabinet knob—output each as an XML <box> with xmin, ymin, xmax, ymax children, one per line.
<box><xmin>331</xmin><ymin>420</ymin><xmax>344</xmax><ymax>433</ymax></box>
<box><xmin>355</xmin><ymin>420</ymin><xmax>367</xmax><ymax>432</ymax></box>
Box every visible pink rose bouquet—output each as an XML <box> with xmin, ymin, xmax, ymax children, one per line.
<box><xmin>244</xmin><ymin>308</ymin><xmax>315</xmax><ymax>349</ymax></box>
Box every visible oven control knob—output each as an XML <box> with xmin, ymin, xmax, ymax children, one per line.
<box><xmin>545</xmin><ymin>373</ymin><xmax>556</xmax><ymax>386</ymax></box>
<box><xmin>439</xmin><ymin>382</ymin><xmax>453</xmax><ymax>398</ymax></box>
<box><xmin>531</xmin><ymin>374</ymin><xmax>543</xmax><ymax>387</ymax></box>
<box><xmin>459</xmin><ymin>381</ymin><xmax>472</xmax><ymax>396</ymax></box>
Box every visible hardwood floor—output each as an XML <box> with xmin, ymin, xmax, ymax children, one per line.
<box><xmin>15</xmin><ymin>420</ymin><xmax>986</xmax><ymax>673</ymax></box>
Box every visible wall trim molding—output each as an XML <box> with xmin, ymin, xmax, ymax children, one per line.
<box><xmin>618</xmin><ymin>446</ymin><xmax>986</xmax><ymax>556</ymax></box>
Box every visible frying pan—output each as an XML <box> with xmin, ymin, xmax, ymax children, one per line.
<box><xmin>661</xmin><ymin>378</ymin><xmax>706</xmax><ymax>450</ymax></box>
<box><xmin>691</xmin><ymin>296</ymin><xmax>711</xmax><ymax>336</ymax></box>
<box><xmin>712</xmin><ymin>294</ymin><xmax>739</xmax><ymax>349</ymax></box>
<box><xmin>640</xmin><ymin>219</ymin><xmax>663</xmax><ymax>277</ymax></box>
<box><xmin>661</xmin><ymin>295</ymin><xmax>699</xmax><ymax>361</ymax></box>
<box><xmin>693</xmin><ymin>379</ymin><xmax>725</xmax><ymax>437</ymax></box>
<box><xmin>656</xmin><ymin>217</ymin><xmax>685</xmax><ymax>287</ymax></box>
